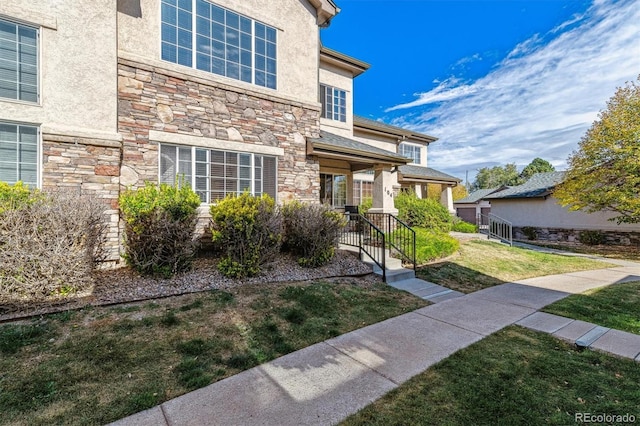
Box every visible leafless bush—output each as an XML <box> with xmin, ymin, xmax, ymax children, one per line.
<box><xmin>122</xmin><ymin>209</ymin><xmax>199</xmax><ymax>277</ymax></box>
<box><xmin>0</xmin><ymin>192</ymin><xmax>108</xmax><ymax>303</ymax></box>
<box><xmin>282</xmin><ymin>202</ymin><xmax>346</xmax><ymax>267</ymax></box>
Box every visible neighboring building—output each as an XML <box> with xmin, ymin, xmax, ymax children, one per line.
<box><xmin>454</xmin><ymin>187</ymin><xmax>503</xmax><ymax>224</ymax></box>
<box><xmin>0</xmin><ymin>0</ymin><xmax>459</xmax><ymax>260</ymax></box>
<box><xmin>483</xmin><ymin>172</ymin><xmax>639</xmax><ymax>244</ymax></box>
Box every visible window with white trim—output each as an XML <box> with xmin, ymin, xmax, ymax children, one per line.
<box><xmin>160</xmin><ymin>144</ymin><xmax>277</xmax><ymax>203</ymax></box>
<box><xmin>353</xmin><ymin>180</ymin><xmax>373</xmax><ymax>206</ymax></box>
<box><xmin>320</xmin><ymin>85</ymin><xmax>346</xmax><ymax>122</ymax></box>
<box><xmin>399</xmin><ymin>143</ymin><xmax>421</xmax><ymax>164</ymax></box>
<box><xmin>0</xmin><ymin>122</ymin><xmax>38</xmax><ymax>187</ymax></box>
<box><xmin>0</xmin><ymin>18</ymin><xmax>38</xmax><ymax>102</ymax></box>
<box><xmin>160</xmin><ymin>0</ymin><xmax>277</xmax><ymax>89</ymax></box>
<box><xmin>320</xmin><ymin>173</ymin><xmax>346</xmax><ymax>208</ymax></box>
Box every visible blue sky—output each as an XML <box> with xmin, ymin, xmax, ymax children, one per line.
<box><xmin>321</xmin><ymin>0</ymin><xmax>640</xmax><ymax>184</ymax></box>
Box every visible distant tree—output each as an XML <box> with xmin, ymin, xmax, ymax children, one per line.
<box><xmin>452</xmin><ymin>184</ymin><xmax>468</xmax><ymax>201</ymax></box>
<box><xmin>426</xmin><ymin>183</ymin><xmax>441</xmax><ymax>200</ymax></box>
<box><xmin>555</xmin><ymin>76</ymin><xmax>640</xmax><ymax>224</ymax></box>
<box><xmin>471</xmin><ymin>163</ymin><xmax>520</xmax><ymax>190</ymax></box>
<box><xmin>520</xmin><ymin>158</ymin><xmax>555</xmax><ymax>180</ymax></box>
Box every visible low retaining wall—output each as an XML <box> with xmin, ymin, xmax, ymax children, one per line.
<box><xmin>513</xmin><ymin>227</ymin><xmax>640</xmax><ymax>245</ymax></box>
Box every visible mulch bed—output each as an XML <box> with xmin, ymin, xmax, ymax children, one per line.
<box><xmin>0</xmin><ymin>250</ymin><xmax>373</xmax><ymax>323</ymax></box>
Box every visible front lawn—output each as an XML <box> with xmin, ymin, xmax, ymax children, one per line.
<box><xmin>418</xmin><ymin>240</ymin><xmax>612</xmax><ymax>293</ymax></box>
<box><xmin>342</xmin><ymin>326</ymin><xmax>640</xmax><ymax>425</ymax></box>
<box><xmin>0</xmin><ymin>279</ymin><xmax>426</xmax><ymax>426</ymax></box>
<box><xmin>544</xmin><ymin>281</ymin><xmax>640</xmax><ymax>335</ymax></box>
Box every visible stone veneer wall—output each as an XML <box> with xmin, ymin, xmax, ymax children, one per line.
<box><xmin>41</xmin><ymin>134</ymin><xmax>122</xmax><ymax>260</ymax></box>
<box><xmin>117</xmin><ymin>58</ymin><xmax>322</xmax><ymax>247</ymax></box>
<box><xmin>513</xmin><ymin>226</ymin><xmax>640</xmax><ymax>245</ymax></box>
<box><xmin>117</xmin><ymin>58</ymin><xmax>321</xmax><ymax>199</ymax></box>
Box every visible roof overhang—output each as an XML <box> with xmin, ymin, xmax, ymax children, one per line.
<box><xmin>396</xmin><ymin>165</ymin><xmax>461</xmax><ymax>186</ymax></box>
<box><xmin>320</xmin><ymin>47</ymin><xmax>370</xmax><ymax>77</ymax></box>
<box><xmin>308</xmin><ymin>134</ymin><xmax>409</xmax><ymax>171</ymax></box>
<box><xmin>398</xmin><ymin>175</ymin><xmax>460</xmax><ymax>186</ymax></box>
<box><xmin>307</xmin><ymin>0</ymin><xmax>340</xmax><ymax>27</ymax></box>
<box><xmin>353</xmin><ymin>116</ymin><xmax>438</xmax><ymax>145</ymax></box>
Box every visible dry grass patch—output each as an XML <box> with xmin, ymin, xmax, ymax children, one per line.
<box><xmin>418</xmin><ymin>240</ymin><xmax>612</xmax><ymax>293</ymax></box>
<box><xmin>0</xmin><ymin>278</ymin><xmax>425</xmax><ymax>426</ymax></box>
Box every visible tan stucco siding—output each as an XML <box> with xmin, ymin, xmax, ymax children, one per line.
<box><xmin>118</xmin><ymin>0</ymin><xmax>320</xmax><ymax>105</ymax></box>
<box><xmin>490</xmin><ymin>197</ymin><xmax>640</xmax><ymax>231</ymax></box>
<box><xmin>0</xmin><ymin>1</ymin><xmax>118</xmax><ymax>137</ymax></box>
<box><xmin>319</xmin><ymin>61</ymin><xmax>353</xmax><ymax>137</ymax></box>
<box><xmin>352</xmin><ymin>131</ymin><xmax>398</xmax><ymax>154</ymax></box>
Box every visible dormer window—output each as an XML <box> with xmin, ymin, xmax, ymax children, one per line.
<box><xmin>399</xmin><ymin>143</ymin><xmax>421</xmax><ymax>164</ymax></box>
<box><xmin>161</xmin><ymin>0</ymin><xmax>277</xmax><ymax>89</ymax></box>
<box><xmin>320</xmin><ymin>84</ymin><xmax>346</xmax><ymax>122</ymax></box>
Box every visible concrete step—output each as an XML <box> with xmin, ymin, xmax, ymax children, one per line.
<box><xmin>372</xmin><ymin>266</ymin><xmax>415</xmax><ymax>283</ymax></box>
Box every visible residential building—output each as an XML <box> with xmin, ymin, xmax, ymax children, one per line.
<box><xmin>0</xmin><ymin>0</ymin><xmax>459</xmax><ymax>261</ymax></box>
<box><xmin>478</xmin><ymin>172</ymin><xmax>639</xmax><ymax>244</ymax></box>
<box><xmin>454</xmin><ymin>187</ymin><xmax>504</xmax><ymax>224</ymax></box>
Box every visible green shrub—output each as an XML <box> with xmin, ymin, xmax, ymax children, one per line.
<box><xmin>394</xmin><ymin>191</ymin><xmax>452</xmax><ymax>232</ymax></box>
<box><xmin>0</xmin><ymin>189</ymin><xmax>107</xmax><ymax>302</ymax></box>
<box><xmin>210</xmin><ymin>193</ymin><xmax>282</xmax><ymax>278</ymax></box>
<box><xmin>521</xmin><ymin>226</ymin><xmax>538</xmax><ymax>240</ymax></box>
<box><xmin>452</xmin><ymin>217</ymin><xmax>478</xmax><ymax>233</ymax></box>
<box><xmin>389</xmin><ymin>226</ymin><xmax>459</xmax><ymax>265</ymax></box>
<box><xmin>119</xmin><ymin>182</ymin><xmax>201</xmax><ymax>277</ymax></box>
<box><xmin>0</xmin><ymin>181</ymin><xmax>42</xmax><ymax>214</ymax></box>
<box><xmin>579</xmin><ymin>230</ymin><xmax>606</xmax><ymax>245</ymax></box>
<box><xmin>281</xmin><ymin>201</ymin><xmax>346</xmax><ymax>267</ymax></box>
<box><xmin>358</xmin><ymin>197</ymin><xmax>372</xmax><ymax>215</ymax></box>
<box><xmin>413</xmin><ymin>228</ymin><xmax>459</xmax><ymax>264</ymax></box>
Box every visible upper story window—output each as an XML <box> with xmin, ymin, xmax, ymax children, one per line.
<box><xmin>0</xmin><ymin>122</ymin><xmax>39</xmax><ymax>187</ymax></box>
<box><xmin>160</xmin><ymin>0</ymin><xmax>277</xmax><ymax>89</ymax></box>
<box><xmin>0</xmin><ymin>18</ymin><xmax>38</xmax><ymax>102</ymax></box>
<box><xmin>399</xmin><ymin>143</ymin><xmax>421</xmax><ymax>164</ymax></box>
<box><xmin>320</xmin><ymin>85</ymin><xmax>346</xmax><ymax>122</ymax></box>
<box><xmin>160</xmin><ymin>144</ymin><xmax>277</xmax><ymax>203</ymax></box>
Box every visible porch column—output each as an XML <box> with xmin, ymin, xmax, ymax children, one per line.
<box><xmin>414</xmin><ymin>183</ymin><xmax>423</xmax><ymax>199</ymax></box>
<box><xmin>346</xmin><ymin>173</ymin><xmax>354</xmax><ymax>206</ymax></box>
<box><xmin>440</xmin><ymin>185</ymin><xmax>455</xmax><ymax>214</ymax></box>
<box><xmin>368</xmin><ymin>164</ymin><xmax>398</xmax><ymax>215</ymax></box>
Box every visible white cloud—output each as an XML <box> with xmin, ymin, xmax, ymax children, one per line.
<box><xmin>386</xmin><ymin>0</ymin><xmax>640</xmax><ymax>182</ymax></box>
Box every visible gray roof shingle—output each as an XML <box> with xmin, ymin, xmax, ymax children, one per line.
<box><xmin>485</xmin><ymin>172</ymin><xmax>566</xmax><ymax>199</ymax></box>
<box><xmin>310</xmin><ymin>131</ymin><xmax>409</xmax><ymax>162</ymax></box>
<box><xmin>398</xmin><ymin>165</ymin><xmax>461</xmax><ymax>184</ymax></box>
<box><xmin>455</xmin><ymin>187</ymin><xmax>504</xmax><ymax>203</ymax></box>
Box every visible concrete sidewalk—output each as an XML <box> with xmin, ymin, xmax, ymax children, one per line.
<box><xmin>110</xmin><ymin>262</ymin><xmax>640</xmax><ymax>426</ymax></box>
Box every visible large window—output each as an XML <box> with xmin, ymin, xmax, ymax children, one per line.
<box><xmin>0</xmin><ymin>122</ymin><xmax>38</xmax><ymax>187</ymax></box>
<box><xmin>320</xmin><ymin>85</ymin><xmax>346</xmax><ymax>122</ymax></box>
<box><xmin>320</xmin><ymin>173</ymin><xmax>346</xmax><ymax>208</ymax></box>
<box><xmin>161</xmin><ymin>0</ymin><xmax>277</xmax><ymax>89</ymax></box>
<box><xmin>0</xmin><ymin>18</ymin><xmax>38</xmax><ymax>102</ymax></box>
<box><xmin>353</xmin><ymin>180</ymin><xmax>373</xmax><ymax>206</ymax></box>
<box><xmin>399</xmin><ymin>143</ymin><xmax>421</xmax><ymax>164</ymax></box>
<box><xmin>160</xmin><ymin>144</ymin><xmax>277</xmax><ymax>203</ymax></box>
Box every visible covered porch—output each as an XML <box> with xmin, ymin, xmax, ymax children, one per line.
<box><xmin>307</xmin><ymin>131</ymin><xmax>410</xmax><ymax>215</ymax></box>
<box><xmin>396</xmin><ymin>165</ymin><xmax>462</xmax><ymax>214</ymax></box>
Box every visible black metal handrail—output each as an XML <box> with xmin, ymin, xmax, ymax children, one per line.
<box><xmin>365</xmin><ymin>212</ymin><xmax>416</xmax><ymax>272</ymax></box>
<box><xmin>340</xmin><ymin>213</ymin><xmax>386</xmax><ymax>282</ymax></box>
